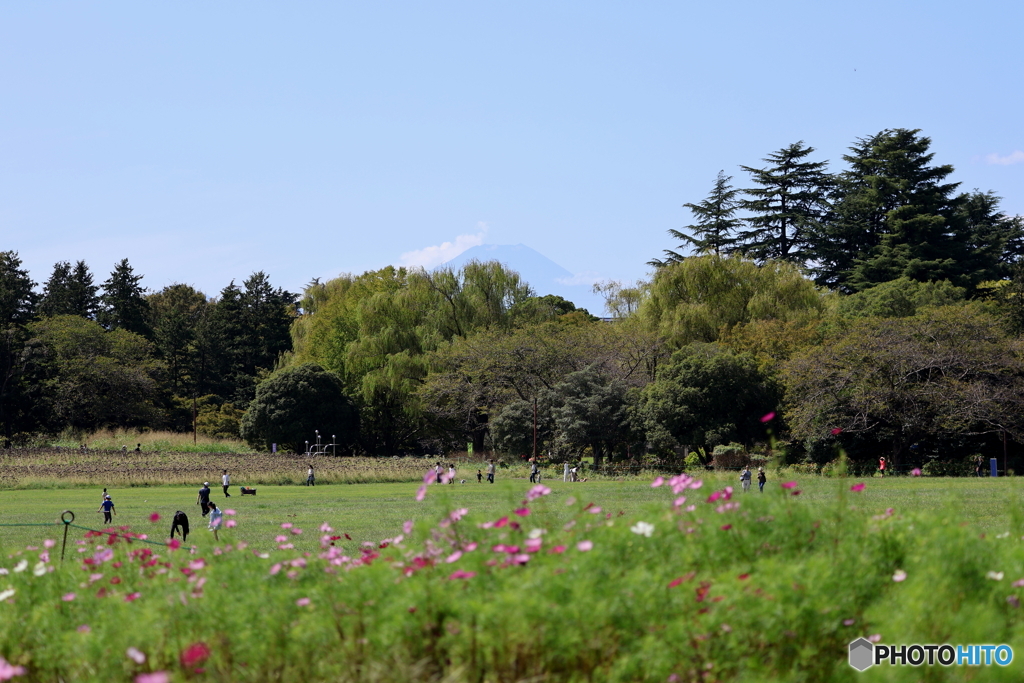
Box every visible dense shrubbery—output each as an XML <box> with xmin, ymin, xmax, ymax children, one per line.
<box><xmin>3</xmin><ymin>477</ymin><xmax>1024</xmax><ymax>681</ymax></box>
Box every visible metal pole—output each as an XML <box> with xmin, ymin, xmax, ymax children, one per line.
<box><xmin>1004</xmin><ymin>431</ymin><xmax>1008</xmax><ymax>476</ymax></box>
<box><xmin>60</xmin><ymin>510</ymin><xmax>75</xmax><ymax>563</ymax></box>
<box><xmin>192</xmin><ymin>394</ymin><xmax>197</xmax><ymax>445</ymax></box>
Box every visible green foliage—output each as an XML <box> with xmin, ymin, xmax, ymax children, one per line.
<box><xmin>641</xmin><ymin>255</ymin><xmax>826</xmax><ymax>346</ymax></box>
<box><xmin>288</xmin><ymin>261</ymin><xmax>536</xmax><ymax>454</ymax></box>
<box><xmin>783</xmin><ymin>305</ymin><xmax>1024</xmax><ymax>466</ymax></box>
<box><xmin>836</xmin><ymin>277</ymin><xmax>966</xmax><ymax>318</ymax></box>
<box><xmin>490</xmin><ymin>366</ymin><xmax>634</xmax><ymax>466</ymax></box>
<box><xmin>21</xmin><ymin>315</ymin><xmax>163</xmax><ymax>432</ymax></box>
<box><xmin>240</xmin><ymin>363</ymin><xmax>359</xmax><ymax>453</ymax></box>
<box><xmin>633</xmin><ymin>343</ymin><xmax>781</xmax><ymax>454</ymax></box>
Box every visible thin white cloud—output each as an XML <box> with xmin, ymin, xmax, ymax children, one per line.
<box><xmin>398</xmin><ymin>223</ymin><xmax>488</xmax><ymax>269</ymax></box>
<box><xmin>555</xmin><ymin>271</ymin><xmax>604</xmax><ymax>287</ymax></box>
<box><xmin>985</xmin><ymin>150</ymin><xmax>1024</xmax><ymax>166</ymax></box>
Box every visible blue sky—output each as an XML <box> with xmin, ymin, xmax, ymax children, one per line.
<box><xmin>2</xmin><ymin>1</ymin><xmax>1022</xmax><ymax>305</ymax></box>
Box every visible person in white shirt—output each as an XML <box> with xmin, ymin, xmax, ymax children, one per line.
<box><xmin>222</xmin><ymin>469</ymin><xmax>231</xmax><ymax>497</ymax></box>
<box><xmin>208</xmin><ymin>501</ymin><xmax>223</xmax><ymax>541</ymax></box>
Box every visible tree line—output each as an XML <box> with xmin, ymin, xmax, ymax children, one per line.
<box><xmin>3</xmin><ymin>127</ymin><xmax>1023</xmax><ymax>473</ymax></box>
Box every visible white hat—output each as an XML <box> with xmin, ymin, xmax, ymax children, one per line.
<box><xmin>204</xmin><ymin>482</ymin><xmax>209</xmax><ymax>486</ymax></box>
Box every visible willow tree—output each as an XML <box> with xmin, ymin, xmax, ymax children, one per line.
<box><xmin>285</xmin><ymin>260</ymin><xmax>538</xmax><ymax>454</ymax></box>
<box><xmin>640</xmin><ymin>255</ymin><xmax>828</xmax><ymax>347</ymax></box>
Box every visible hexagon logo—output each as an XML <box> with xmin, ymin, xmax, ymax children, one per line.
<box><xmin>849</xmin><ymin>638</ymin><xmax>874</xmax><ymax>671</ymax></box>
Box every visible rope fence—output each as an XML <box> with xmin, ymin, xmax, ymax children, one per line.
<box><xmin>0</xmin><ymin>510</ymin><xmax>169</xmax><ymax>563</ymax></box>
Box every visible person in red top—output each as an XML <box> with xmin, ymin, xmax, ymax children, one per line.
<box><xmin>879</xmin><ymin>457</ymin><xmax>886</xmax><ymax>477</ymax></box>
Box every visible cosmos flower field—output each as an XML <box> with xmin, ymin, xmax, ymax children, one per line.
<box><xmin>2</xmin><ymin>473</ymin><xmax>1024</xmax><ymax>682</ymax></box>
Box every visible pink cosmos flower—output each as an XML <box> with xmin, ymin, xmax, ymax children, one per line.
<box><xmin>43</xmin><ymin>539</ymin><xmax>56</xmax><ymax>549</ymax></box>
<box><xmin>493</xmin><ymin>516</ymin><xmax>509</xmax><ymax>528</ymax></box>
<box><xmin>449</xmin><ymin>570</ymin><xmax>476</xmax><ymax>580</ymax></box>
<box><xmin>280</xmin><ymin>523</ymin><xmax>292</xmax><ymax>529</ymax></box>
<box><xmin>125</xmin><ymin>592</ymin><xmax>141</xmax><ymax>602</ymax></box>
<box><xmin>760</xmin><ymin>412</ymin><xmax>776</xmax><ymax>423</ymax></box>
<box><xmin>180</xmin><ymin>642</ymin><xmax>210</xmax><ymax>668</ymax></box>
<box><xmin>587</xmin><ymin>506</ymin><xmax>602</xmax><ymax>514</ymax></box>
<box><xmin>911</xmin><ymin>468</ymin><xmax>922</xmax><ymax>477</ymax></box>
<box><xmin>126</xmin><ymin>647</ymin><xmax>146</xmax><ymax>664</ymax></box>
<box><xmin>549</xmin><ymin>545</ymin><xmax>566</xmax><ymax>554</ymax></box>
<box><xmin>464</xmin><ymin>542</ymin><xmax>478</xmax><ymax>552</ymax></box>
<box><xmin>167</xmin><ymin>539</ymin><xmax>181</xmax><ymax>550</ymax></box>
<box><xmin>445</xmin><ymin>551</ymin><xmax>463</xmax><ymax>564</ymax></box>
<box><xmin>149</xmin><ymin>513</ymin><xmax>161</xmax><ymax>522</ymax></box>
<box><xmin>77</xmin><ymin>624</ymin><xmax>91</xmax><ymax>633</ymax></box>
<box><xmin>289</xmin><ymin>528</ymin><xmax>303</xmax><ymax>535</ymax></box>
<box><xmin>526</xmin><ymin>485</ymin><xmax>551</xmax><ymax>501</ymax></box>
<box><xmin>674</xmin><ymin>496</ymin><xmax>687</xmax><ymax>508</ymax></box>
<box><xmin>62</xmin><ymin>592</ymin><xmax>76</xmax><ymax>601</ymax></box>
<box><xmin>135</xmin><ymin>673</ymin><xmax>170</xmax><ymax>683</ymax></box>
<box><xmin>830</xmin><ymin>428</ymin><xmax>843</xmax><ymax>436</ymax></box>
<box><xmin>0</xmin><ymin>657</ymin><xmax>27</xmax><ymax>679</ymax></box>
<box><xmin>449</xmin><ymin>508</ymin><xmax>469</xmax><ymax>522</ymax></box>
<box><xmin>868</xmin><ymin>634</ymin><xmax>882</xmax><ymax>643</ymax></box>
<box><xmin>525</xmin><ymin>538</ymin><xmax>543</xmax><ymax>553</ymax></box>
<box><xmin>189</xmin><ymin>559</ymin><xmax>206</xmax><ymax>571</ymax></box>
<box><xmin>721</xmin><ymin>524</ymin><xmax>732</xmax><ymax>531</ymax></box>
<box><xmin>780</xmin><ymin>481</ymin><xmax>798</xmax><ymax>489</ymax></box>
<box><xmin>892</xmin><ymin>570</ymin><xmax>907</xmax><ymax>582</ymax></box>
<box><xmin>415</xmin><ymin>485</ymin><xmax>428</xmax><ymax>502</ymax></box>
<box><xmin>296</xmin><ymin>598</ymin><xmax>311</xmax><ymax>607</ymax></box>
<box><xmin>850</xmin><ymin>483</ymin><xmax>866</xmax><ymax>492</ymax></box>
<box><xmin>224</xmin><ymin>509</ymin><xmax>236</xmax><ymax>516</ymax></box>
<box><xmin>577</xmin><ymin>540</ymin><xmax>593</xmax><ymax>552</ymax></box>
<box><xmin>225</xmin><ymin>520</ymin><xmax>237</xmax><ymax>528</ymax></box>
<box><xmin>843</xmin><ymin>618</ymin><xmax>856</xmax><ymax>626</ymax></box>
<box><xmin>514</xmin><ymin>508</ymin><xmax>530</xmax><ymax>517</ymax></box>
<box><xmin>651</xmin><ymin>476</ymin><xmax>665</xmax><ymax>488</ymax></box>
<box><xmin>270</xmin><ymin>563</ymin><xmax>282</xmax><ymax>575</ymax></box>
<box><xmin>403</xmin><ymin>520</ymin><xmax>414</xmax><ymax>534</ymax></box>
<box><xmin>511</xmin><ymin>554</ymin><xmax>530</xmax><ymax>564</ymax></box>
<box><xmin>275</xmin><ymin>535</ymin><xmax>288</xmax><ymax>542</ymax></box>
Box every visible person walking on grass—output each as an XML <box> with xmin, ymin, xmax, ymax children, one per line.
<box><xmin>197</xmin><ymin>481</ymin><xmax>211</xmax><ymax>517</ymax></box>
<box><xmin>207</xmin><ymin>501</ymin><xmax>223</xmax><ymax>541</ymax></box>
<box><xmin>306</xmin><ymin>464</ymin><xmax>315</xmax><ymax>487</ymax></box>
<box><xmin>529</xmin><ymin>458</ymin><xmax>539</xmax><ymax>484</ymax></box>
<box><xmin>740</xmin><ymin>466</ymin><xmax>752</xmax><ymax>492</ymax></box>
<box><xmin>435</xmin><ymin>461</ymin><xmax>443</xmax><ymax>484</ymax></box>
<box><xmin>486</xmin><ymin>459</ymin><xmax>495</xmax><ymax>484</ymax></box>
<box><xmin>757</xmin><ymin>467</ymin><xmax>766</xmax><ymax>493</ymax></box>
<box><xmin>222</xmin><ymin>469</ymin><xmax>231</xmax><ymax>497</ymax></box>
<box><xmin>97</xmin><ymin>494</ymin><xmax>116</xmax><ymax>524</ymax></box>
<box><xmin>477</xmin><ymin>469</ymin><xmax>482</xmax><ymax>483</ymax></box>
<box><xmin>879</xmin><ymin>457</ymin><xmax>886</xmax><ymax>477</ymax></box>
<box><xmin>448</xmin><ymin>463</ymin><xmax>456</xmax><ymax>484</ymax></box>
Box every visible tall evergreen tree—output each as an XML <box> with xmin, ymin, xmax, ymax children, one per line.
<box><xmin>735</xmin><ymin>142</ymin><xmax>831</xmax><ymax>264</ymax></box>
<box><xmin>0</xmin><ymin>251</ymin><xmax>39</xmax><ymax>327</ymax></box>
<box><xmin>808</xmin><ymin>129</ymin><xmax>983</xmax><ymax>292</ymax></box>
<box><xmin>39</xmin><ymin>260</ymin><xmax>100</xmax><ymax>318</ymax></box>
<box><xmin>0</xmin><ymin>251</ymin><xmax>38</xmax><ymax>444</ymax></box>
<box><xmin>650</xmin><ymin>171</ymin><xmax>741</xmax><ymax>267</ymax></box>
<box><xmin>99</xmin><ymin>259</ymin><xmax>152</xmax><ymax>338</ymax></box>
<box><xmin>148</xmin><ymin>284</ymin><xmax>210</xmax><ymax>395</ymax></box>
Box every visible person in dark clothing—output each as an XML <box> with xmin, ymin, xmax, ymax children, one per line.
<box><xmin>170</xmin><ymin>510</ymin><xmax>190</xmax><ymax>541</ymax></box>
<box><xmin>97</xmin><ymin>495</ymin><xmax>116</xmax><ymax>523</ymax></box>
<box><xmin>757</xmin><ymin>467</ymin><xmax>766</xmax><ymax>493</ymax></box>
<box><xmin>197</xmin><ymin>482</ymin><xmax>211</xmax><ymax>517</ymax></box>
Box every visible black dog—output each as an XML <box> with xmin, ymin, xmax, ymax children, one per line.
<box><xmin>240</xmin><ymin>487</ymin><xmax>257</xmax><ymax>496</ymax></box>
<box><xmin>170</xmin><ymin>510</ymin><xmax>190</xmax><ymax>542</ymax></box>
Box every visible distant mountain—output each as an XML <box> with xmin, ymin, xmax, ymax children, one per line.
<box><xmin>442</xmin><ymin>244</ymin><xmax>606</xmax><ymax>315</ymax></box>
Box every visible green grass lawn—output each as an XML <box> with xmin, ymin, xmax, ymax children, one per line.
<box><xmin>2</xmin><ymin>472</ymin><xmax>1022</xmax><ymax>555</ymax></box>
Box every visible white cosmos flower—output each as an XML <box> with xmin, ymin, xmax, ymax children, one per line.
<box><xmin>12</xmin><ymin>560</ymin><xmax>28</xmax><ymax>574</ymax></box>
<box><xmin>630</xmin><ymin>521</ymin><xmax>655</xmax><ymax>538</ymax></box>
